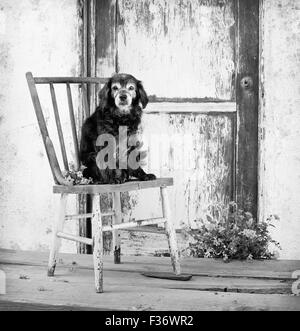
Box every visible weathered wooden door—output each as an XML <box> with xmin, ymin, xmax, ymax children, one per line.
<box><xmin>85</xmin><ymin>0</ymin><xmax>259</xmax><ymax>234</ymax></box>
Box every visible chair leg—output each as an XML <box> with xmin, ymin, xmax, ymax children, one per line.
<box><xmin>161</xmin><ymin>187</ymin><xmax>181</xmax><ymax>275</ymax></box>
<box><xmin>48</xmin><ymin>193</ymin><xmax>68</xmax><ymax>277</ymax></box>
<box><xmin>92</xmin><ymin>194</ymin><xmax>104</xmax><ymax>293</ymax></box>
<box><xmin>112</xmin><ymin>192</ymin><xmax>122</xmax><ymax>264</ymax></box>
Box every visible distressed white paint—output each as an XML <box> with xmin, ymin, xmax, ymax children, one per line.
<box><xmin>112</xmin><ymin>0</ymin><xmax>236</xmax><ymax>233</ymax></box>
<box><xmin>145</xmin><ymin>102</ymin><xmax>236</xmax><ymax>114</ymax></box>
<box><xmin>0</xmin><ymin>0</ymin><xmax>299</xmax><ymax>262</ymax></box>
<box><xmin>125</xmin><ymin>113</ymin><xmax>233</xmax><ymax>229</ymax></box>
<box><xmin>118</xmin><ymin>0</ymin><xmax>235</xmax><ymax>99</ymax></box>
<box><xmin>0</xmin><ymin>0</ymin><xmax>82</xmax><ymax>253</ymax></box>
<box><xmin>259</xmin><ymin>0</ymin><xmax>300</xmax><ymax>260</ymax></box>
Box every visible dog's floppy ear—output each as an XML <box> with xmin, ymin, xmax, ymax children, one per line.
<box><xmin>98</xmin><ymin>80</ymin><xmax>111</xmax><ymax>109</ymax></box>
<box><xmin>137</xmin><ymin>81</ymin><xmax>149</xmax><ymax>109</ymax></box>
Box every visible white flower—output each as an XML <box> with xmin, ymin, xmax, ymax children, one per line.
<box><xmin>240</xmin><ymin>229</ymin><xmax>257</xmax><ymax>240</ymax></box>
<box><xmin>205</xmin><ymin>223</ymin><xmax>216</xmax><ymax>231</ymax></box>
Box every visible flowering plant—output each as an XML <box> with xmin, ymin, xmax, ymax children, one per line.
<box><xmin>182</xmin><ymin>202</ymin><xmax>281</xmax><ymax>262</ymax></box>
<box><xmin>62</xmin><ymin>165</ymin><xmax>93</xmax><ymax>185</ymax></box>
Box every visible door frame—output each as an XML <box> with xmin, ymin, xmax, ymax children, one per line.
<box><xmin>81</xmin><ymin>0</ymin><xmax>259</xmax><ymax>217</ymax></box>
<box><xmin>235</xmin><ymin>0</ymin><xmax>259</xmax><ymax>217</ymax></box>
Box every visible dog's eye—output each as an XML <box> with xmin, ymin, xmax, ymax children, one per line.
<box><xmin>112</xmin><ymin>86</ymin><xmax>119</xmax><ymax>91</ymax></box>
<box><xmin>128</xmin><ymin>86</ymin><xmax>135</xmax><ymax>91</ymax></box>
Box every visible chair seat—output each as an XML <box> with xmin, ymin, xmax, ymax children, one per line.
<box><xmin>53</xmin><ymin>178</ymin><xmax>174</xmax><ymax>194</ymax></box>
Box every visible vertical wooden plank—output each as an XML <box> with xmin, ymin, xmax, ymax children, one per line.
<box><xmin>79</xmin><ymin>3</ymin><xmax>89</xmax><ymax>249</ymax></box>
<box><xmin>66</xmin><ymin>83</ymin><xmax>80</xmax><ymax>171</ymax></box>
<box><xmin>112</xmin><ymin>192</ymin><xmax>122</xmax><ymax>264</ymax></box>
<box><xmin>50</xmin><ymin>83</ymin><xmax>69</xmax><ymax>171</ymax></box>
<box><xmin>92</xmin><ymin>194</ymin><xmax>103</xmax><ymax>293</ymax></box>
<box><xmin>79</xmin><ymin>1</ymin><xmax>90</xmax><ymax>254</ymax></box>
<box><xmin>235</xmin><ymin>0</ymin><xmax>259</xmax><ymax>216</ymax></box>
<box><xmin>258</xmin><ymin>0</ymin><xmax>266</xmax><ymax>223</ymax></box>
<box><xmin>82</xmin><ymin>0</ymin><xmax>89</xmax><ymax>78</ymax></box>
<box><xmin>95</xmin><ymin>0</ymin><xmax>117</xmax><ymax>76</ymax></box>
<box><xmin>88</xmin><ymin>0</ymin><xmax>97</xmax><ymax>113</ymax></box>
<box><xmin>95</xmin><ymin>0</ymin><xmax>118</xmax><ymax>253</ymax></box>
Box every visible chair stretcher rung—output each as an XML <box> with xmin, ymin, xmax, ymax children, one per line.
<box><xmin>57</xmin><ymin>218</ymin><xmax>166</xmax><ymax>245</ymax></box>
<box><xmin>101</xmin><ymin>212</ymin><xmax>116</xmax><ymax>217</ymax></box>
<box><xmin>103</xmin><ymin>218</ymin><xmax>166</xmax><ymax>232</ymax></box>
<box><xmin>65</xmin><ymin>211</ymin><xmax>115</xmax><ymax>220</ymax></box>
<box><xmin>57</xmin><ymin>232</ymin><xmax>93</xmax><ymax>246</ymax></box>
<box><xmin>65</xmin><ymin>213</ymin><xmax>93</xmax><ymax>220</ymax></box>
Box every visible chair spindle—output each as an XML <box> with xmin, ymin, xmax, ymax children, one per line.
<box><xmin>66</xmin><ymin>83</ymin><xmax>80</xmax><ymax>171</ymax></box>
<box><xmin>50</xmin><ymin>83</ymin><xmax>69</xmax><ymax>171</ymax></box>
<box><xmin>81</xmin><ymin>84</ymin><xmax>90</xmax><ymax>120</ymax></box>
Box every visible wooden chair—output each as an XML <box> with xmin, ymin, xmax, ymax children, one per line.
<box><xmin>26</xmin><ymin>72</ymin><xmax>181</xmax><ymax>293</ymax></box>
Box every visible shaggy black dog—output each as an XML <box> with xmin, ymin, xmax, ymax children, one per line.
<box><xmin>80</xmin><ymin>73</ymin><xmax>156</xmax><ymax>184</ymax></box>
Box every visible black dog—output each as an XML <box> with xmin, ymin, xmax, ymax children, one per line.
<box><xmin>80</xmin><ymin>73</ymin><xmax>156</xmax><ymax>184</ymax></box>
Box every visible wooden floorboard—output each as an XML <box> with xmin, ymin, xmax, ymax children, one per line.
<box><xmin>0</xmin><ymin>250</ymin><xmax>299</xmax><ymax>311</ymax></box>
<box><xmin>1</xmin><ymin>249</ymin><xmax>300</xmax><ymax>280</ymax></box>
<box><xmin>0</xmin><ymin>301</ymin><xmax>110</xmax><ymax>311</ymax></box>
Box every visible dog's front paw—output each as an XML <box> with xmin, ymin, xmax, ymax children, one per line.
<box><xmin>113</xmin><ymin>178</ymin><xmax>126</xmax><ymax>184</ymax></box>
<box><xmin>142</xmin><ymin>174</ymin><xmax>157</xmax><ymax>181</ymax></box>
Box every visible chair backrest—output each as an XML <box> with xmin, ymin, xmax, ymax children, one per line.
<box><xmin>26</xmin><ymin>72</ymin><xmax>108</xmax><ymax>186</ymax></box>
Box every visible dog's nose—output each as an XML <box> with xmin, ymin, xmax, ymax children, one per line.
<box><xmin>120</xmin><ymin>94</ymin><xmax>127</xmax><ymax>101</ymax></box>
